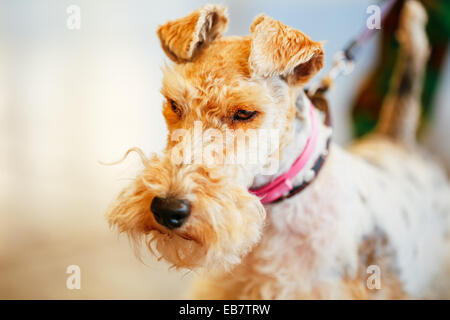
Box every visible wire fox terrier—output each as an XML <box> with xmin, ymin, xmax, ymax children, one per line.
<box><xmin>107</xmin><ymin>1</ymin><xmax>450</xmax><ymax>299</ymax></box>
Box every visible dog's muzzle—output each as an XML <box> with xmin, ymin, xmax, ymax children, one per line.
<box><xmin>150</xmin><ymin>197</ymin><xmax>191</xmax><ymax>229</ymax></box>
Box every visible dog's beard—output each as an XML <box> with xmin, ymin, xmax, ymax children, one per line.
<box><xmin>106</xmin><ymin>153</ymin><xmax>266</xmax><ymax>271</ymax></box>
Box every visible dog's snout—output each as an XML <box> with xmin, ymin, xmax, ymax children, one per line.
<box><xmin>150</xmin><ymin>197</ymin><xmax>191</xmax><ymax>229</ymax></box>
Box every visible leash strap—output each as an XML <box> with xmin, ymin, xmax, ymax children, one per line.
<box><xmin>309</xmin><ymin>0</ymin><xmax>398</xmax><ymax>95</ymax></box>
<box><xmin>344</xmin><ymin>0</ymin><xmax>397</xmax><ymax>61</ymax></box>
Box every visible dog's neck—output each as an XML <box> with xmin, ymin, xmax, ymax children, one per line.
<box><xmin>251</xmin><ymin>91</ymin><xmax>332</xmax><ymax>200</ymax></box>
<box><xmin>208</xmin><ymin>93</ymin><xmax>335</xmax><ymax>296</ymax></box>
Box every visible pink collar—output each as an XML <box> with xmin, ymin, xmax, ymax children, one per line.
<box><xmin>249</xmin><ymin>99</ymin><xmax>319</xmax><ymax>204</ymax></box>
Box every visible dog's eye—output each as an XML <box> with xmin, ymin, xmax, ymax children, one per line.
<box><xmin>233</xmin><ymin>109</ymin><xmax>257</xmax><ymax>121</ymax></box>
<box><xmin>169</xmin><ymin>100</ymin><xmax>182</xmax><ymax>117</ymax></box>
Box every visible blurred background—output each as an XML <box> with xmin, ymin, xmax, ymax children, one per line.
<box><xmin>0</xmin><ymin>0</ymin><xmax>448</xmax><ymax>299</ymax></box>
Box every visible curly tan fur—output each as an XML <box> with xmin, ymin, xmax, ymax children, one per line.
<box><xmin>107</xmin><ymin>2</ymin><xmax>450</xmax><ymax>299</ymax></box>
<box><xmin>157</xmin><ymin>5</ymin><xmax>228</xmax><ymax>63</ymax></box>
<box><xmin>249</xmin><ymin>14</ymin><xmax>324</xmax><ymax>85</ymax></box>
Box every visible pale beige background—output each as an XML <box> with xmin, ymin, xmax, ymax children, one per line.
<box><xmin>0</xmin><ymin>0</ymin><xmax>448</xmax><ymax>299</ymax></box>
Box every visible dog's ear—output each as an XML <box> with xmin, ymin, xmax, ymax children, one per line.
<box><xmin>249</xmin><ymin>14</ymin><xmax>324</xmax><ymax>85</ymax></box>
<box><xmin>157</xmin><ymin>5</ymin><xmax>228</xmax><ymax>63</ymax></box>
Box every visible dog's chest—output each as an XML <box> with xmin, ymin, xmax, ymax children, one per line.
<box><xmin>220</xmin><ymin>141</ymin><xmax>450</xmax><ymax>299</ymax></box>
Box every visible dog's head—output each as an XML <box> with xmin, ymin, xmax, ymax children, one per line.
<box><xmin>106</xmin><ymin>5</ymin><xmax>324</xmax><ymax>271</ymax></box>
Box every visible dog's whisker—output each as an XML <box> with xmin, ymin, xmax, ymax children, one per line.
<box><xmin>99</xmin><ymin>147</ymin><xmax>149</xmax><ymax>166</ymax></box>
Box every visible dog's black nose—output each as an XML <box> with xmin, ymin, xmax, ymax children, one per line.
<box><xmin>150</xmin><ymin>197</ymin><xmax>191</xmax><ymax>229</ymax></box>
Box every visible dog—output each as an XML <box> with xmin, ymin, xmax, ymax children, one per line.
<box><xmin>106</xmin><ymin>1</ymin><xmax>450</xmax><ymax>299</ymax></box>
